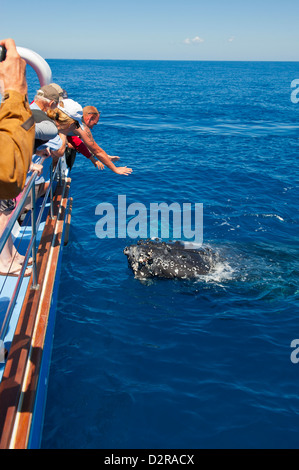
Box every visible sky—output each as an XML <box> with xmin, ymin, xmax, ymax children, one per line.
<box><xmin>2</xmin><ymin>0</ymin><xmax>299</xmax><ymax>61</ymax></box>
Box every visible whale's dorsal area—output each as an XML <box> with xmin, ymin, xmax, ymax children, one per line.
<box><xmin>124</xmin><ymin>240</ymin><xmax>218</xmax><ymax>279</ymax></box>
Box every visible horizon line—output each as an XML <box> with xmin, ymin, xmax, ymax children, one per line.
<box><xmin>45</xmin><ymin>58</ymin><xmax>299</xmax><ymax>63</ymax></box>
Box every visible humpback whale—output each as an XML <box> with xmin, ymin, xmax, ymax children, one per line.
<box><xmin>124</xmin><ymin>239</ymin><xmax>218</xmax><ymax>280</ymax></box>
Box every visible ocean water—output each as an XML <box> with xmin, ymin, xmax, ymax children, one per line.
<box><xmin>27</xmin><ymin>60</ymin><xmax>299</xmax><ymax>449</ymax></box>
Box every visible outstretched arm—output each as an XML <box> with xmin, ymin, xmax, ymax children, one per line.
<box><xmin>75</xmin><ymin>126</ymin><xmax>132</xmax><ymax>175</ymax></box>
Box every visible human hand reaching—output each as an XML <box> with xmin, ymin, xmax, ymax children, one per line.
<box><xmin>114</xmin><ymin>166</ymin><xmax>133</xmax><ymax>176</ymax></box>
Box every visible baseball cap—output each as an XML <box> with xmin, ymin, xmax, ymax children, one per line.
<box><xmin>58</xmin><ymin>99</ymin><xmax>84</xmax><ymax>129</ymax></box>
<box><xmin>50</xmin><ymin>83</ymin><xmax>64</xmax><ymax>95</ymax></box>
<box><xmin>50</xmin><ymin>83</ymin><xmax>68</xmax><ymax>99</ymax></box>
<box><xmin>36</xmin><ymin>85</ymin><xmax>60</xmax><ymax>103</ymax></box>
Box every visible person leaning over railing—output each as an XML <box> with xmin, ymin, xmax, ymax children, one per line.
<box><xmin>66</xmin><ymin>105</ymin><xmax>120</xmax><ymax>170</ymax></box>
<box><xmin>19</xmin><ymin>107</ymin><xmax>78</xmax><ymax>219</ymax></box>
<box><xmin>0</xmin><ymin>38</ymin><xmax>35</xmax><ymax>199</ymax></box>
<box><xmin>60</xmin><ymin>99</ymin><xmax>133</xmax><ymax>176</ymax></box>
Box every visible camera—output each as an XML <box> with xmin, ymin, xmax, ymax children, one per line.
<box><xmin>0</xmin><ymin>46</ymin><xmax>7</xmax><ymax>62</ymax></box>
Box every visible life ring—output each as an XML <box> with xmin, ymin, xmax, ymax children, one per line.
<box><xmin>16</xmin><ymin>47</ymin><xmax>52</xmax><ymax>87</ymax></box>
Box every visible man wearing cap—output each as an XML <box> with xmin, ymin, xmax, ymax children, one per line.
<box><xmin>30</xmin><ymin>84</ymin><xmax>62</xmax><ymax>149</ymax></box>
<box><xmin>50</xmin><ymin>82</ymin><xmax>68</xmax><ymax>103</ymax></box>
<box><xmin>60</xmin><ymin>99</ymin><xmax>132</xmax><ymax>176</ymax></box>
<box><xmin>31</xmin><ymin>84</ymin><xmax>60</xmax><ymax>111</ymax></box>
<box><xmin>30</xmin><ymin>84</ymin><xmax>67</xmax><ymax>157</ymax></box>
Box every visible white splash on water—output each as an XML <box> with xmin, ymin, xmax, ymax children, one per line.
<box><xmin>195</xmin><ymin>258</ymin><xmax>235</xmax><ymax>286</ymax></box>
<box><xmin>182</xmin><ymin>242</ymin><xmax>236</xmax><ymax>286</ymax></box>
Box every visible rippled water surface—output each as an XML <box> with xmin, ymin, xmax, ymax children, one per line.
<box><xmin>26</xmin><ymin>60</ymin><xmax>299</xmax><ymax>449</ymax></box>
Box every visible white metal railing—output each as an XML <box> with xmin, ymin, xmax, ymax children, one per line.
<box><xmin>0</xmin><ymin>158</ymin><xmax>63</xmax><ymax>347</ymax></box>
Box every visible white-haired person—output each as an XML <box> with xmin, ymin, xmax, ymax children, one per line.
<box><xmin>30</xmin><ymin>84</ymin><xmax>60</xmax><ymax>112</ymax></box>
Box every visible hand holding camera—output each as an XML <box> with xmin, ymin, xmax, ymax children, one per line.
<box><xmin>0</xmin><ymin>46</ymin><xmax>6</xmax><ymax>62</ymax></box>
<box><xmin>0</xmin><ymin>38</ymin><xmax>28</xmax><ymax>95</ymax></box>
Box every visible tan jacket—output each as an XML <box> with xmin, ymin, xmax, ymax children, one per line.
<box><xmin>0</xmin><ymin>90</ymin><xmax>35</xmax><ymax>199</ymax></box>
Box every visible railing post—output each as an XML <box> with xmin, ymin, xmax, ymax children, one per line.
<box><xmin>0</xmin><ymin>340</ymin><xmax>5</xmax><ymax>364</ymax></box>
<box><xmin>30</xmin><ymin>185</ymin><xmax>39</xmax><ymax>290</ymax></box>
<box><xmin>58</xmin><ymin>158</ymin><xmax>62</xmax><ymax>186</ymax></box>
<box><xmin>50</xmin><ymin>161</ymin><xmax>54</xmax><ymax>219</ymax></box>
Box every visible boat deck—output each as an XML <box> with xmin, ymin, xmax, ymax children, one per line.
<box><xmin>0</xmin><ymin>174</ymin><xmax>72</xmax><ymax>449</ymax></box>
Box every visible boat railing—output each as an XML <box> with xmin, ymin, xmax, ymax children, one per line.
<box><xmin>0</xmin><ymin>158</ymin><xmax>64</xmax><ymax>350</ymax></box>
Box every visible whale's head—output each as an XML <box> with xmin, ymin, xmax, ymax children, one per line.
<box><xmin>124</xmin><ymin>240</ymin><xmax>218</xmax><ymax>280</ymax></box>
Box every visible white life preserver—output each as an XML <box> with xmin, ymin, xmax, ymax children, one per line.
<box><xmin>16</xmin><ymin>47</ymin><xmax>52</xmax><ymax>87</ymax></box>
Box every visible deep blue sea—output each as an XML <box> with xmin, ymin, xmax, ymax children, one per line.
<box><xmin>27</xmin><ymin>60</ymin><xmax>298</xmax><ymax>449</ymax></box>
